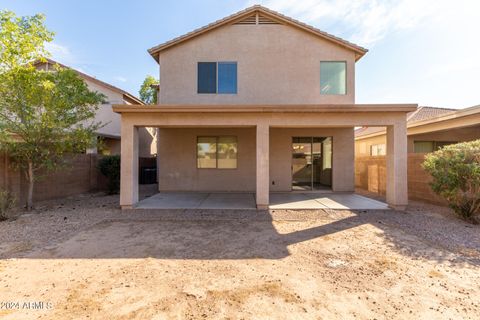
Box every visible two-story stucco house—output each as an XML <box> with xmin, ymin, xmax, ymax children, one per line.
<box><xmin>114</xmin><ymin>5</ymin><xmax>417</xmax><ymax>210</ymax></box>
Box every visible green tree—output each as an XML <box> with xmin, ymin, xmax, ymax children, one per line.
<box><xmin>0</xmin><ymin>10</ymin><xmax>53</xmax><ymax>71</ymax></box>
<box><xmin>139</xmin><ymin>75</ymin><xmax>159</xmax><ymax>104</ymax></box>
<box><xmin>0</xmin><ymin>11</ymin><xmax>105</xmax><ymax>209</ymax></box>
<box><xmin>423</xmin><ymin>140</ymin><xmax>480</xmax><ymax>222</ymax></box>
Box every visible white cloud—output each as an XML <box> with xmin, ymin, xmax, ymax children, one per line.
<box><xmin>44</xmin><ymin>42</ymin><xmax>74</xmax><ymax>63</ymax></box>
<box><xmin>114</xmin><ymin>76</ymin><xmax>127</xmax><ymax>83</ymax></box>
<box><xmin>246</xmin><ymin>0</ymin><xmax>480</xmax><ymax>108</ymax></box>
<box><xmin>246</xmin><ymin>0</ymin><xmax>460</xmax><ymax>46</ymax></box>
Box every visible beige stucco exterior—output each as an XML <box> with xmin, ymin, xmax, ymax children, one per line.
<box><xmin>114</xmin><ymin>105</ymin><xmax>414</xmax><ymax>209</ymax></box>
<box><xmin>114</xmin><ymin>5</ymin><xmax>415</xmax><ymax>210</ymax></box>
<box><xmin>158</xmin><ymin>24</ymin><xmax>355</xmax><ymax>105</ymax></box>
<box><xmin>157</xmin><ymin>127</ymin><xmax>354</xmax><ymax>193</ymax></box>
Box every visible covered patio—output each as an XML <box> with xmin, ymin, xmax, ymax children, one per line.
<box><xmin>136</xmin><ymin>192</ymin><xmax>389</xmax><ymax>210</ymax></box>
<box><xmin>113</xmin><ymin>104</ymin><xmax>416</xmax><ymax>210</ymax></box>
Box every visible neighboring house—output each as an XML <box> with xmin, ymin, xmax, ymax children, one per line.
<box><xmin>34</xmin><ymin>59</ymin><xmax>157</xmax><ymax>157</ymax></box>
<box><xmin>0</xmin><ymin>59</ymin><xmax>159</xmax><ymax>205</ymax></box>
<box><xmin>113</xmin><ymin>5</ymin><xmax>417</xmax><ymax>209</ymax></box>
<box><xmin>355</xmin><ymin>105</ymin><xmax>480</xmax><ymax>155</ymax></box>
<box><xmin>355</xmin><ymin>105</ymin><xmax>480</xmax><ymax>205</ymax></box>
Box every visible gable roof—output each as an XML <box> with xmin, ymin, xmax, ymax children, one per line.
<box><xmin>148</xmin><ymin>5</ymin><xmax>368</xmax><ymax>62</ymax></box>
<box><xmin>355</xmin><ymin>106</ymin><xmax>457</xmax><ymax>138</ymax></box>
<box><xmin>33</xmin><ymin>58</ymin><xmax>144</xmax><ymax>105</ymax></box>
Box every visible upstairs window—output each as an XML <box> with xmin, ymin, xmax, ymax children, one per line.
<box><xmin>197</xmin><ymin>62</ymin><xmax>216</xmax><ymax>93</ymax></box>
<box><xmin>198</xmin><ymin>62</ymin><xmax>237</xmax><ymax>94</ymax></box>
<box><xmin>320</xmin><ymin>61</ymin><xmax>346</xmax><ymax>95</ymax></box>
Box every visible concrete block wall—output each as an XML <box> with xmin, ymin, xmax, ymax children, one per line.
<box><xmin>355</xmin><ymin>154</ymin><xmax>446</xmax><ymax>205</ymax></box>
<box><xmin>406</xmin><ymin>154</ymin><xmax>446</xmax><ymax>205</ymax></box>
<box><xmin>1</xmin><ymin>154</ymin><xmax>104</xmax><ymax>207</ymax></box>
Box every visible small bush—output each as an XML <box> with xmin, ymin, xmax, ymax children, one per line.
<box><xmin>423</xmin><ymin>140</ymin><xmax>480</xmax><ymax>222</ymax></box>
<box><xmin>98</xmin><ymin>155</ymin><xmax>120</xmax><ymax>194</ymax></box>
<box><xmin>0</xmin><ymin>190</ymin><xmax>15</xmax><ymax>221</ymax></box>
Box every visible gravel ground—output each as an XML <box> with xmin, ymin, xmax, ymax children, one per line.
<box><xmin>0</xmin><ymin>190</ymin><xmax>479</xmax><ymax>319</ymax></box>
<box><xmin>2</xmin><ymin>190</ymin><xmax>478</xmax><ymax>263</ymax></box>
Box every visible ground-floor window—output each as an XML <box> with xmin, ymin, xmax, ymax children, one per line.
<box><xmin>413</xmin><ymin>141</ymin><xmax>457</xmax><ymax>153</ymax></box>
<box><xmin>197</xmin><ymin>136</ymin><xmax>237</xmax><ymax>169</ymax></box>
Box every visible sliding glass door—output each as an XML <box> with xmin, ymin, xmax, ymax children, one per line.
<box><xmin>292</xmin><ymin>137</ymin><xmax>332</xmax><ymax>190</ymax></box>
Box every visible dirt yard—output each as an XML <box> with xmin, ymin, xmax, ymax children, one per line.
<box><xmin>0</xmin><ymin>190</ymin><xmax>479</xmax><ymax>319</ymax></box>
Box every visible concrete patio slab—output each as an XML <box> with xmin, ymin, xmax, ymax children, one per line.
<box><xmin>269</xmin><ymin>193</ymin><xmax>328</xmax><ymax>209</ymax></box>
<box><xmin>136</xmin><ymin>192</ymin><xmax>209</xmax><ymax>209</ymax></box>
<box><xmin>309</xmin><ymin>193</ymin><xmax>389</xmax><ymax>210</ymax></box>
<box><xmin>136</xmin><ymin>192</ymin><xmax>389</xmax><ymax>210</ymax></box>
<box><xmin>199</xmin><ymin>193</ymin><xmax>256</xmax><ymax>209</ymax></box>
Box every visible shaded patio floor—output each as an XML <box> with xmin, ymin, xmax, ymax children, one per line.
<box><xmin>136</xmin><ymin>192</ymin><xmax>389</xmax><ymax>210</ymax></box>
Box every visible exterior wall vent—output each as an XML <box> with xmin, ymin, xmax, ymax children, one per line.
<box><xmin>258</xmin><ymin>14</ymin><xmax>280</xmax><ymax>25</ymax></box>
<box><xmin>234</xmin><ymin>14</ymin><xmax>257</xmax><ymax>25</ymax></box>
<box><xmin>234</xmin><ymin>13</ymin><xmax>282</xmax><ymax>25</ymax></box>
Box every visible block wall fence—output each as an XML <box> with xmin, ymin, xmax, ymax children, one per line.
<box><xmin>355</xmin><ymin>153</ymin><xmax>446</xmax><ymax>205</ymax></box>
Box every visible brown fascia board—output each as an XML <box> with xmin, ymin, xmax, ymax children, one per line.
<box><xmin>147</xmin><ymin>5</ymin><xmax>368</xmax><ymax>62</ymax></box>
<box><xmin>33</xmin><ymin>58</ymin><xmax>145</xmax><ymax>105</ymax></box>
<box><xmin>112</xmin><ymin>104</ymin><xmax>417</xmax><ymax>114</ymax></box>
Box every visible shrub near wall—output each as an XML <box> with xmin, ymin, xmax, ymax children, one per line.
<box><xmin>423</xmin><ymin>140</ymin><xmax>480</xmax><ymax>222</ymax></box>
<box><xmin>98</xmin><ymin>155</ymin><xmax>120</xmax><ymax>194</ymax></box>
<box><xmin>0</xmin><ymin>189</ymin><xmax>15</xmax><ymax>220</ymax></box>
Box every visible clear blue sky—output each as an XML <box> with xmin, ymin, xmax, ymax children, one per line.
<box><xmin>2</xmin><ymin>0</ymin><xmax>479</xmax><ymax>108</ymax></box>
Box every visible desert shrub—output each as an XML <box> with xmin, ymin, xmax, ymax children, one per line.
<box><xmin>0</xmin><ymin>190</ymin><xmax>15</xmax><ymax>221</ymax></box>
<box><xmin>423</xmin><ymin>140</ymin><xmax>480</xmax><ymax>222</ymax></box>
<box><xmin>98</xmin><ymin>155</ymin><xmax>120</xmax><ymax>194</ymax></box>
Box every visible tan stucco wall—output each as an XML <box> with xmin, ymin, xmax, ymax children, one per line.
<box><xmin>118</xmin><ymin>109</ymin><xmax>410</xmax><ymax>208</ymax></box>
<box><xmin>355</xmin><ymin>125</ymin><xmax>480</xmax><ymax>155</ymax></box>
<box><xmin>138</xmin><ymin>127</ymin><xmax>158</xmax><ymax>157</ymax></box>
<box><xmin>157</xmin><ymin>127</ymin><xmax>256</xmax><ymax>191</ymax></box>
<box><xmin>158</xmin><ymin>24</ymin><xmax>356</xmax><ymax>105</ymax></box>
<box><xmin>157</xmin><ymin>127</ymin><xmax>354</xmax><ymax>192</ymax></box>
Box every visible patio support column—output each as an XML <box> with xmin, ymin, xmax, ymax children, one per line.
<box><xmin>120</xmin><ymin>121</ymin><xmax>139</xmax><ymax>209</ymax></box>
<box><xmin>386</xmin><ymin>120</ymin><xmax>408</xmax><ymax>210</ymax></box>
<box><xmin>256</xmin><ymin>123</ymin><xmax>269</xmax><ymax>209</ymax></box>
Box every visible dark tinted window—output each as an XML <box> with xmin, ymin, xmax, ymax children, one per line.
<box><xmin>198</xmin><ymin>62</ymin><xmax>217</xmax><ymax>93</ymax></box>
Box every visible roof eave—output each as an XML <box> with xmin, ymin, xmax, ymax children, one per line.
<box><xmin>113</xmin><ymin>104</ymin><xmax>417</xmax><ymax>114</ymax></box>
